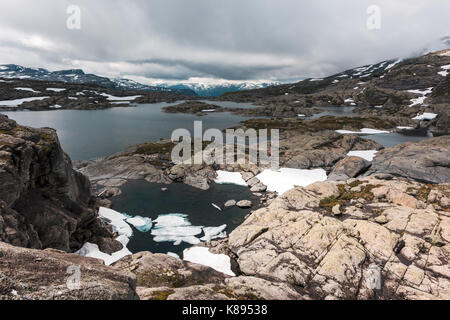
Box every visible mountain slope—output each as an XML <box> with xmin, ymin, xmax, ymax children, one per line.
<box><xmin>0</xmin><ymin>64</ymin><xmax>196</xmax><ymax>96</ymax></box>
<box><xmin>221</xmin><ymin>50</ymin><xmax>450</xmax><ymax>109</ymax></box>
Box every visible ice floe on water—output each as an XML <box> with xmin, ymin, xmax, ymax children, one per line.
<box><xmin>77</xmin><ymin>208</ymin><xmax>229</xmax><ymax>265</ymax></box>
<box><xmin>413</xmin><ymin>113</ymin><xmax>438</xmax><ymax>121</ymax></box>
<box><xmin>214</xmin><ymin>170</ymin><xmax>247</xmax><ymax>186</ymax></box>
<box><xmin>336</xmin><ymin>128</ymin><xmax>390</xmax><ymax>135</ymax></box>
<box><xmin>201</xmin><ymin>225</ymin><xmax>227</xmax><ymax>242</ymax></box>
<box><xmin>183</xmin><ymin>247</ymin><xmax>235</xmax><ymax>276</ymax></box>
<box><xmin>256</xmin><ymin>168</ymin><xmax>327</xmax><ymax>195</ymax></box>
<box><xmin>347</xmin><ymin>150</ymin><xmax>378</xmax><ymax>162</ymax></box>
<box><xmin>151</xmin><ymin>213</ymin><xmax>227</xmax><ymax>245</ymax></box>
<box><xmin>152</xmin><ymin>214</ymin><xmax>203</xmax><ymax>246</ymax></box>
<box><xmin>77</xmin><ymin>208</ymin><xmax>133</xmax><ymax>266</ymax></box>
<box><xmin>125</xmin><ymin>215</ymin><xmax>153</xmax><ymax>232</ymax></box>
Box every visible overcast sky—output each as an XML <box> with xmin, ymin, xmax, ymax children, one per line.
<box><xmin>0</xmin><ymin>0</ymin><xmax>449</xmax><ymax>84</ymax></box>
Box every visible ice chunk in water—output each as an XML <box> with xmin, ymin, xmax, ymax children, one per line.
<box><xmin>152</xmin><ymin>213</ymin><xmax>203</xmax><ymax>245</ymax></box>
<box><xmin>201</xmin><ymin>225</ymin><xmax>227</xmax><ymax>242</ymax></box>
<box><xmin>126</xmin><ymin>216</ymin><xmax>153</xmax><ymax>232</ymax></box>
<box><xmin>98</xmin><ymin>207</ymin><xmax>133</xmax><ymax>238</ymax></box>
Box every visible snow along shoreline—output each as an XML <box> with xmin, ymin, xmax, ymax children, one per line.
<box><xmin>76</xmin><ymin>208</ymin><xmax>233</xmax><ymax>275</ymax></box>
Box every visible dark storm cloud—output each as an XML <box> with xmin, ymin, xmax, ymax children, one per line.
<box><xmin>0</xmin><ymin>0</ymin><xmax>449</xmax><ymax>82</ymax></box>
<box><xmin>125</xmin><ymin>58</ymin><xmax>290</xmax><ymax>80</ymax></box>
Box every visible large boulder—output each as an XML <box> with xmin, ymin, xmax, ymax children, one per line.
<box><xmin>328</xmin><ymin>156</ymin><xmax>371</xmax><ymax>181</ymax></box>
<box><xmin>366</xmin><ymin>136</ymin><xmax>450</xmax><ymax>184</ymax></box>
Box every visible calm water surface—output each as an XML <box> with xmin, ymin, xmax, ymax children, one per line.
<box><xmin>111</xmin><ymin>180</ymin><xmax>259</xmax><ymax>255</ymax></box>
<box><xmin>1</xmin><ymin>102</ymin><xmax>255</xmax><ymax>160</ymax></box>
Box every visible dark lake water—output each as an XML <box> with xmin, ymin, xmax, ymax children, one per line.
<box><xmin>200</xmin><ymin>100</ymin><xmax>262</xmax><ymax>109</ymax></box>
<box><xmin>1</xmin><ymin>103</ymin><xmax>436</xmax><ymax>159</ymax></box>
<box><xmin>111</xmin><ymin>180</ymin><xmax>259</xmax><ymax>255</ymax></box>
<box><xmin>362</xmin><ymin>130</ymin><xmax>433</xmax><ymax>148</ymax></box>
<box><xmin>1</xmin><ymin>101</ymin><xmax>255</xmax><ymax>160</ymax></box>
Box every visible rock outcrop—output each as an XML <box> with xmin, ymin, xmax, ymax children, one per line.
<box><xmin>366</xmin><ymin>136</ymin><xmax>450</xmax><ymax>184</ymax></box>
<box><xmin>328</xmin><ymin>156</ymin><xmax>371</xmax><ymax>181</ymax></box>
<box><xmin>0</xmin><ymin>241</ymin><xmax>137</xmax><ymax>300</ymax></box>
<box><xmin>280</xmin><ymin>131</ymin><xmax>383</xmax><ymax>170</ymax></box>
<box><xmin>0</xmin><ymin>115</ymin><xmax>113</xmax><ymax>252</ymax></box>
<box><xmin>113</xmin><ymin>251</ymin><xmax>305</xmax><ymax>300</ymax></box>
<box><xmin>226</xmin><ymin>176</ymin><xmax>450</xmax><ymax>300</ymax></box>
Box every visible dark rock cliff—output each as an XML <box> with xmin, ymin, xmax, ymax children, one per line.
<box><xmin>0</xmin><ymin>114</ymin><xmax>114</xmax><ymax>252</ymax></box>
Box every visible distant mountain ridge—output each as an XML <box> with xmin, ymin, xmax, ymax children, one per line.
<box><xmin>0</xmin><ymin>64</ymin><xmax>196</xmax><ymax>96</ymax></box>
<box><xmin>162</xmin><ymin>81</ymin><xmax>280</xmax><ymax>97</ymax></box>
<box><xmin>0</xmin><ymin>64</ymin><xmax>279</xmax><ymax>97</ymax></box>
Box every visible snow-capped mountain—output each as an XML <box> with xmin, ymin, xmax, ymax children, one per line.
<box><xmin>123</xmin><ymin>77</ymin><xmax>281</xmax><ymax>97</ymax></box>
<box><xmin>0</xmin><ymin>64</ymin><xmax>196</xmax><ymax>95</ymax></box>
<box><xmin>0</xmin><ymin>64</ymin><xmax>278</xmax><ymax>97</ymax></box>
<box><xmin>164</xmin><ymin>82</ymin><xmax>279</xmax><ymax>97</ymax></box>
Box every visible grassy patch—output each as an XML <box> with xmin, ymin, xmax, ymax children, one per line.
<box><xmin>39</xmin><ymin>131</ymin><xmax>56</xmax><ymax>144</ymax></box>
<box><xmin>150</xmin><ymin>290</ymin><xmax>175</xmax><ymax>301</ymax></box>
<box><xmin>212</xmin><ymin>286</ymin><xmax>260</xmax><ymax>300</ymax></box>
<box><xmin>338</xmin><ymin>183</ymin><xmax>381</xmax><ymax>202</ymax></box>
<box><xmin>320</xmin><ymin>182</ymin><xmax>381</xmax><ymax>212</ymax></box>
<box><xmin>133</xmin><ymin>142</ymin><xmax>175</xmax><ymax>155</ymax></box>
<box><xmin>136</xmin><ymin>270</ymin><xmax>205</xmax><ymax>288</ymax></box>
<box><xmin>319</xmin><ymin>196</ymin><xmax>345</xmax><ymax>209</ymax></box>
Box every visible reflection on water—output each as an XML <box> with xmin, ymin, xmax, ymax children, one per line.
<box><xmin>111</xmin><ymin>180</ymin><xmax>259</xmax><ymax>255</ymax></box>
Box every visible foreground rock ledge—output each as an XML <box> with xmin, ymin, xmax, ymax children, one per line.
<box><xmin>0</xmin><ymin>242</ymin><xmax>137</xmax><ymax>300</ymax></box>
<box><xmin>227</xmin><ymin>175</ymin><xmax>450</xmax><ymax>300</ymax></box>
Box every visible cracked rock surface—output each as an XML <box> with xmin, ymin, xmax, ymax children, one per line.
<box><xmin>226</xmin><ymin>176</ymin><xmax>450</xmax><ymax>300</ymax></box>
